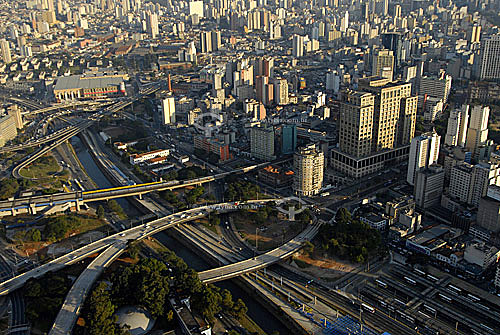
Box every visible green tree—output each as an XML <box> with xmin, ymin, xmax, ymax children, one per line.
<box><xmin>335</xmin><ymin>208</ymin><xmax>351</xmax><ymax>224</ymax></box>
<box><xmin>97</xmin><ymin>205</ymin><xmax>105</xmax><ymax>218</ymax></box>
<box><xmin>0</xmin><ymin>178</ymin><xmax>19</xmax><ymax>200</ymax></box>
<box><xmin>303</xmin><ymin>241</ymin><xmax>314</xmax><ymax>256</ymax></box>
<box><xmin>88</xmin><ymin>282</ymin><xmax>118</xmax><ymax>335</ymax></box>
<box><xmin>127</xmin><ymin>241</ymin><xmax>140</xmax><ymax>259</ymax></box>
<box><xmin>221</xmin><ymin>289</ymin><xmax>234</xmax><ymax>311</ymax></box>
<box><xmin>232</xmin><ymin>298</ymin><xmax>248</xmax><ymax>320</ymax></box>
<box><xmin>28</xmin><ymin>228</ymin><xmax>41</xmax><ymax>242</ymax></box>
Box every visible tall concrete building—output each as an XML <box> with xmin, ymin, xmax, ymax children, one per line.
<box><xmin>407</xmin><ymin>131</ymin><xmax>440</xmax><ymax>185</ymax></box>
<box><xmin>250</xmin><ymin>125</ymin><xmax>275</xmax><ymax>161</ymax></box>
<box><xmin>419</xmin><ymin>73</ymin><xmax>452</xmax><ymax>104</ymax></box>
<box><xmin>146</xmin><ymin>13</ymin><xmax>158</xmax><ymax>39</ymax></box>
<box><xmin>477</xmin><ymin>185</ymin><xmax>500</xmax><ymax>233</ymax></box>
<box><xmin>211</xmin><ymin>31</ymin><xmax>221</xmax><ymax>51</ymax></box>
<box><xmin>200</xmin><ymin>31</ymin><xmax>212</xmax><ymax>53</ymax></box>
<box><xmin>449</xmin><ymin>162</ymin><xmax>500</xmax><ymax>207</ymax></box>
<box><xmin>292</xmin><ymin>34</ymin><xmax>304</xmax><ymax>58</ymax></box>
<box><xmin>466</xmin><ymin>105</ymin><xmax>489</xmax><ymax>153</ymax></box>
<box><xmin>414</xmin><ymin>164</ymin><xmax>445</xmax><ymax>209</ymax></box>
<box><xmin>381</xmin><ymin>32</ymin><xmax>403</xmax><ymax>67</ymax></box>
<box><xmin>7</xmin><ymin>105</ymin><xmax>22</xmax><ymax>129</ymax></box>
<box><xmin>479</xmin><ymin>35</ymin><xmax>500</xmax><ymax>80</ymax></box>
<box><xmin>398</xmin><ymin>96</ymin><xmax>418</xmax><ymax>145</ymax></box>
<box><xmin>338</xmin><ymin>90</ymin><xmax>375</xmax><ymax>158</ymax></box>
<box><xmin>160</xmin><ymin>95</ymin><xmax>176</xmax><ymax>125</ymax></box>
<box><xmin>470</xmin><ymin>24</ymin><xmax>481</xmax><ymax>44</ymax></box>
<box><xmin>331</xmin><ymin>78</ymin><xmax>417</xmax><ymax>178</ymax></box>
<box><xmin>445</xmin><ymin>105</ymin><xmax>469</xmax><ymax>147</ymax></box>
<box><xmin>274</xmin><ymin>78</ymin><xmax>289</xmax><ymax>105</ymax></box>
<box><xmin>293</xmin><ymin>144</ymin><xmax>324</xmax><ymax>196</ymax></box>
<box><xmin>0</xmin><ymin>39</ymin><xmax>11</xmax><ymax>63</ymax></box>
<box><xmin>281</xmin><ymin>124</ymin><xmax>297</xmax><ymax>155</ymax></box>
<box><xmin>372</xmin><ymin>49</ymin><xmax>394</xmax><ymax>81</ymax></box>
<box><xmin>0</xmin><ymin>114</ymin><xmax>17</xmax><ymax>147</ymax></box>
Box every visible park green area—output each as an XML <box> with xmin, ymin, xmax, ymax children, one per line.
<box><xmin>316</xmin><ymin>208</ymin><xmax>382</xmax><ymax>263</ymax></box>
<box><xmin>76</xmin><ymin>249</ymin><xmax>250</xmax><ymax>335</ymax></box>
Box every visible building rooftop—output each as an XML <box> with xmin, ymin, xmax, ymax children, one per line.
<box><xmin>54</xmin><ymin>74</ymin><xmax>124</xmax><ymax>91</ymax></box>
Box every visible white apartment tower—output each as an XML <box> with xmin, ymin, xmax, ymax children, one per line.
<box><xmin>479</xmin><ymin>35</ymin><xmax>500</xmax><ymax>80</ymax></box>
<box><xmin>445</xmin><ymin>105</ymin><xmax>469</xmax><ymax>147</ymax></box>
<box><xmin>293</xmin><ymin>144</ymin><xmax>324</xmax><ymax>196</ymax></box>
<box><xmin>465</xmin><ymin>105</ymin><xmax>489</xmax><ymax>153</ymax></box>
<box><xmin>407</xmin><ymin>132</ymin><xmax>440</xmax><ymax>186</ymax></box>
<box><xmin>292</xmin><ymin>35</ymin><xmax>304</xmax><ymax>58</ymax></box>
<box><xmin>449</xmin><ymin>162</ymin><xmax>500</xmax><ymax>207</ymax></box>
<box><xmin>146</xmin><ymin>13</ymin><xmax>158</xmax><ymax>39</ymax></box>
<box><xmin>0</xmin><ymin>39</ymin><xmax>11</xmax><ymax>63</ymax></box>
<box><xmin>160</xmin><ymin>96</ymin><xmax>176</xmax><ymax>125</ymax></box>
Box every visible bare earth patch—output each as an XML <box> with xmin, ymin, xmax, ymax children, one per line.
<box><xmin>292</xmin><ymin>254</ymin><xmax>360</xmax><ymax>281</ymax></box>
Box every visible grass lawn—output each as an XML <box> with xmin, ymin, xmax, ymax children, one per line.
<box><xmin>19</xmin><ymin>154</ymin><xmax>61</xmax><ymax>179</ymax></box>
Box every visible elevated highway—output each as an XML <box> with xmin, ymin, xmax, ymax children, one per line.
<box><xmin>47</xmin><ymin>197</ymin><xmax>313</xmax><ymax>335</ymax></box>
<box><xmin>0</xmin><ymin>199</ymin><xmax>290</xmax><ymax>296</ymax></box>
<box><xmin>198</xmin><ymin>220</ymin><xmax>320</xmax><ymax>283</ymax></box>
<box><xmin>1</xmin><ymin>162</ymin><xmax>270</xmax><ymax>217</ymax></box>
<box><xmin>10</xmin><ymin>85</ymin><xmax>161</xmax><ymax>178</ymax></box>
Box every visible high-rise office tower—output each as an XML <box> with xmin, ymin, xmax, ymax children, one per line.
<box><xmin>338</xmin><ymin>90</ymin><xmax>375</xmax><ymax>158</ymax></box>
<box><xmin>250</xmin><ymin>124</ymin><xmax>275</xmax><ymax>161</ymax></box>
<box><xmin>465</xmin><ymin>105</ymin><xmax>489</xmax><ymax>153</ymax></box>
<box><xmin>293</xmin><ymin>144</ymin><xmax>324</xmax><ymax>196</ymax></box>
<box><xmin>0</xmin><ymin>39</ymin><xmax>11</xmax><ymax>63</ymax></box>
<box><xmin>292</xmin><ymin>35</ymin><xmax>304</xmax><ymax>58</ymax></box>
<box><xmin>445</xmin><ymin>105</ymin><xmax>469</xmax><ymax>147</ymax></box>
<box><xmin>326</xmin><ymin>70</ymin><xmax>340</xmax><ymax>93</ymax></box>
<box><xmin>419</xmin><ymin>73</ymin><xmax>452</xmax><ymax>104</ymax></box>
<box><xmin>200</xmin><ymin>31</ymin><xmax>212</xmax><ymax>53</ymax></box>
<box><xmin>398</xmin><ymin>96</ymin><xmax>418</xmax><ymax>145</ymax></box>
<box><xmin>407</xmin><ymin>131</ymin><xmax>440</xmax><ymax>185</ymax></box>
<box><xmin>281</xmin><ymin>124</ymin><xmax>297</xmax><ymax>155</ymax></box>
<box><xmin>359</xmin><ymin>78</ymin><xmax>413</xmax><ymax>152</ymax></box>
<box><xmin>479</xmin><ymin>35</ymin><xmax>500</xmax><ymax>80</ymax></box>
<box><xmin>331</xmin><ymin>78</ymin><xmax>417</xmax><ymax>178</ymax></box>
<box><xmin>372</xmin><ymin>49</ymin><xmax>394</xmax><ymax>81</ymax></box>
<box><xmin>470</xmin><ymin>24</ymin><xmax>481</xmax><ymax>43</ymax></box>
<box><xmin>257</xmin><ymin>56</ymin><xmax>274</xmax><ymax>78</ymax></box>
<box><xmin>381</xmin><ymin>32</ymin><xmax>403</xmax><ymax>67</ymax></box>
<box><xmin>477</xmin><ymin>185</ymin><xmax>500</xmax><ymax>233</ymax></box>
<box><xmin>382</xmin><ymin>0</ymin><xmax>389</xmax><ymax>16</ymax></box>
<box><xmin>160</xmin><ymin>95</ymin><xmax>176</xmax><ymax>124</ymax></box>
<box><xmin>211</xmin><ymin>31</ymin><xmax>221</xmax><ymax>51</ymax></box>
<box><xmin>146</xmin><ymin>12</ymin><xmax>158</xmax><ymax>39</ymax></box>
<box><xmin>414</xmin><ymin>164</ymin><xmax>445</xmax><ymax>209</ymax></box>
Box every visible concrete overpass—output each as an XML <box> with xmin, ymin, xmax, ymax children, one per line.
<box><xmin>198</xmin><ymin>220</ymin><xmax>320</xmax><ymax>283</ymax></box>
<box><xmin>10</xmin><ymin>90</ymin><xmax>158</xmax><ymax>179</ymax></box>
<box><xmin>1</xmin><ymin>162</ymin><xmax>270</xmax><ymax>217</ymax></box>
<box><xmin>47</xmin><ymin>197</ymin><xmax>313</xmax><ymax>335</ymax></box>
<box><xmin>0</xmin><ymin>199</ymin><xmax>291</xmax><ymax>295</ymax></box>
<box><xmin>21</xmin><ymin>100</ymin><xmax>107</xmax><ymax>115</ymax></box>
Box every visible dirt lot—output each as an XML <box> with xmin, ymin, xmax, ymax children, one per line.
<box><xmin>230</xmin><ymin>210</ymin><xmax>305</xmax><ymax>251</ymax></box>
<box><xmin>290</xmin><ymin>253</ymin><xmax>360</xmax><ymax>282</ymax></box>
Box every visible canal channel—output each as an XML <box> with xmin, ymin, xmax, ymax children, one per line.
<box><xmin>70</xmin><ymin>135</ymin><xmax>289</xmax><ymax>335</ymax></box>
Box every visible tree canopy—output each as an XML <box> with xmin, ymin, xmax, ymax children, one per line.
<box><xmin>318</xmin><ymin>208</ymin><xmax>381</xmax><ymax>263</ymax></box>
